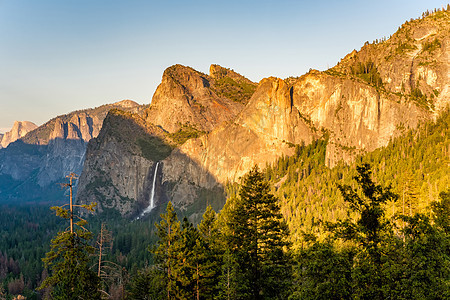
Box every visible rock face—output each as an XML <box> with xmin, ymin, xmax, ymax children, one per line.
<box><xmin>0</xmin><ymin>100</ymin><xmax>143</xmax><ymax>203</ymax></box>
<box><xmin>145</xmin><ymin>64</ymin><xmax>256</xmax><ymax>133</ymax></box>
<box><xmin>291</xmin><ymin>71</ymin><xmax>428</xmax><ymax>166</ymax></box>
<box><xmin>333</xmin><ymin>11</ymin><xmax>449</xmax><ymax>113</ymax></box>
<box><xmin>76</xmin><ymin>12</ymin><xmax>449</xmax><ymax>217</ymax></box>
<box><xmin>180</xmin><ymin>77</ymin><xmax>317</xmax><ymax>183</ymax></box>
<box><xmin>0</xmin><ymin>121</ymin><xmax>37</xmax><ymax>148</ymax></box>
<box><xmin>76</xmin><ymin>110</ymin><xmax>170</xmax><ymax>215</ymax></box>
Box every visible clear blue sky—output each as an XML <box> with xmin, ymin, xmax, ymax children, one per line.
<box><xmin>0</xmin><ymin>0</ymin><xmax>448</xmax><ymax>133</ymax></box>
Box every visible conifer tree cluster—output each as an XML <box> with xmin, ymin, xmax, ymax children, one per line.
<box><xmin>128</xmin><ymin>166</ymin><xmax>292</xmax><ymax>300</ymax></box>
<box><xmin>126</xmin><ymin>165</ymin><xmax>449</xmax><ymax>300</ymax></box>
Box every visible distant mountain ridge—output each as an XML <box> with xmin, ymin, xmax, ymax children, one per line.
<box><xmin>0</xmin><ymin>100</ymin><xmax>143</xmax><ymax>203</ymax></box>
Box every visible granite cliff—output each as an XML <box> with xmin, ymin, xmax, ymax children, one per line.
<box><xmin>333</xmin><ymin>10</ymin><xmax>449</xmax><ymax>113</ymax></box>
<box><xmin>0</xmin><ymin>121</ymin><xmax>37</xmax><ymax>149</ymax></box>
<box><xmin>144</xmin><ymin>64</ymin><xmax>256</xmax><ymax>133</ymax></box>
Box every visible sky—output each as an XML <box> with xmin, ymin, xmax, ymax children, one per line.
<box><xmin>0</xmin><ymin>0</ymin><xmax>448</xmax><ymax>133</ymax></box>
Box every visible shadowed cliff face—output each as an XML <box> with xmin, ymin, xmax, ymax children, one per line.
<box><xmin>76</xmin><ymin>110</ymin><xmax>225</xmax><ymax>218</ymax></box>
<box><xmin>77</xmin><ymin>65</ymin><xmax>257</xmax><ymax>217</ymax></box>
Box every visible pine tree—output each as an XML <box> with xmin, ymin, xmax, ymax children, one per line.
<box><xmin>431</xmin><ymin>189</ymin><xmax>450</xmax><ymax>233</ymax></box>
<box><xmin>153</xmin><ymin>202</ymin><xmax>181</xmax><ymax>300</ymax></box>
<box><xmin>224</xmin><ymin>166</ymin><xmax>292</xmax><ymax>299</ymax></box>
<box><xmin>172</xmin><ymin>217</ymin><xmax>198</xmax><ymax>299</ymax></box>
<box><xmin>39</xmin><ymin>174</ymin><xmax>100</xmax><ymax>299</ymax></box>
<box><xmin>331</xmin><ymin>163</ymin><xmax>398</xmax><ymax>300</ymax></box>
<box><xmin>40</xmin><ymin>230</ymin><xmax>101</xmax><ymax>299</ymax></box>
<box><xmin>196</xmin><ymin>206</ymin><xmax>221</xmax><ymax>299</ymax></box>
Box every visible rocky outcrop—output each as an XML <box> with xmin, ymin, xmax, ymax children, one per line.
<box><xmin>0</xmin><ymin>121</ymin><xmax>37</xmax><ymax>148</ymax></box>
<box><xmin>77</xmin><ymin>65</ymin><xmax>256</xmax><ymax>216</ymax></box>
<box><xmin>76</xmin><ymin>110</ymin><xmax>168</xmax><ymax>214</ymax></box>
<box><xmin>145</xmin><ymin>64</ymin><xmax>256</xmax><ymax>133</ymax></box>
<box><xmin>76</xmin><ymin>109</ymin><xmax>223</xmax><ymax>216</ymax></box>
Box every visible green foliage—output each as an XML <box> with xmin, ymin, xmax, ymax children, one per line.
<box><xmin>333</xmin><ymin>164</ymin><xmax>398</xmax><ymax>260</ymax></box>
<box><xmin>422</xmin><ymin>38</ymin><xmax>441</xmax><ymax>52</ymax></box>
<box><xmin>152</xmin><ymin>202</ymin><xmax>181</xmax><ymax>299</ymax></box>
<box><xmin>223</xmin><ymin>166</ymin><xmax>293</xmax><ymax>299</ymax></box>
<box><xmin>395</xmin><ymin>41</ymin><xmax>417</xmax><ymax>54</ymax></box>
<box><xmin>290</xmin><ymin>241</ymin><xmax>353</xmax><ymax>300</ymax></box>
<box><xmin>212</xmin><ymin>76</ymin><xmax>257</xmax><ymax>103</ymax></box>
<box><xmin>410</xmin><ymin>86</ymin><xmax>431</xmax><ymax>109</ymax></box>
<box><xmin>40</xmin><ymin>231</ymin><xmax>101</xmax><ymax>299</ymax></box>
<box><xmin>146</xmin><ymin>203</ymin><xmax>224</xmax><ymax>299</ymax></box>
<box><xmin>292</xmin><ymin>168</ymin><xmax>450</xmax><ymax>300</ymax></box>
<box><xmin>330</xmin><ymin>164</ymin><xmax>397</xmax><ymax>299</ymax></box>
<box><xmin>266</xmin><ymin>109</ymin><xmax>449</xmax><ymax>248</ymax></box>
<box><xmin>432</xmin><ymin>190</ymin><xmax>450</xmax><ymax>233</ymax></box>
<box><xmin>184</xmin><ymin>186</ymin><xmax>226</xmax><ymax>224</ymax></box>
<box><xmin>168</xmin><ymin>124</ymin><xmax>206</xmax><ymax>145</ymax></box>
<box><xmin>38</xmin><ymin>184</ymin><xmax>101</xmax><ymax>299</ymax></box>
<box><xmin>196</xmin><ymin>206</ymin><xmax>222</xmax><ymax>299</ymax></box>
<box><xmin>137</xmin><ymin>136</ymin><xmax>173</xmax><ymax>161</ymax></box>
<box><xmin>364</xmin><ymin>109</ymin><xmax>450</xmax><ymax>212</ymax></box>
<box><xmin>0</xmin><ymin>205</ymin><xmax>63</xmax><ymax>298</ymax></box>
<box><xmin>379</xmin><ymin>203</ymin><xmax>450</xmax><ymax>300</ymax></box>
<box><xmin>349</xmin><ymin>61</ymin><xmax>383</xmax><ymax>88</ymax></box>
<box><xmin>128</xmin><ymin>267</ymin><xmax>165</xmax><ymax>300</ymax></box>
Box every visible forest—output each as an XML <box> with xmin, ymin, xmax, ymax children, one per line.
<box><xmin>0</xmin><ymin>110</ymin><xmax>449</xmax><ymax>299</ymax></box>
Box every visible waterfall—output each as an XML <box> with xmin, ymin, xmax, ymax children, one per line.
<box><xmin>149</xmin><ymin>162</ymin><xmax>159</xmax><ymax>210</ymax></box>
<box><xmin>137</xmin><ymin>162</ymin><xmax>160</xmax><ymax>219</ymax></box>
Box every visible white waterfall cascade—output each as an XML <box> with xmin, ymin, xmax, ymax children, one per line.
<box><xmin>137</xmin><ymin>162</ymin><xmax>160</xmax><ymax>219</ymax></box>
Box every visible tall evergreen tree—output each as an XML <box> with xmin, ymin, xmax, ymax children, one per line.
<box><xmin>224</xmin><ymin>166</ymin><xmax>292</xmax><ymax>299</ymax></box>
<box><xmin>153</xmin><ymin>202</ymin><xmax>181</xmax><ymax>300</ymax></box>
<box><xmin>194</xmin><ymin>206</ymin><xmax>222</xmax><ymax>300</ymax></box>
<box><xmin>39</xmin><ymin>178</ymin><xmax>100</xmax><ymax>300</ymax></box>
<box><xmin>171</xmin><ymin>217</ymin><xmax>198</xmax><ymax>299</ymax></box>
<box><xmin>331</xmin><ymin>163</ymin><xmax>398</xmax><ymax>300</ymax></box>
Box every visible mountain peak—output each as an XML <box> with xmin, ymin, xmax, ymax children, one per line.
<box><xmin>0</xmin><ymin>121</ymin><xmax>37</xmax><ymax>148</ymax></box>
<box><xmin>114</xmin><ymin>99</ymin><xmax>140</xmax><ymax>108</ymax></box>
<box><xmin>146</xmin><ymin>64</ymin><xmax>252</xmax><ymax>133</ymax></box>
